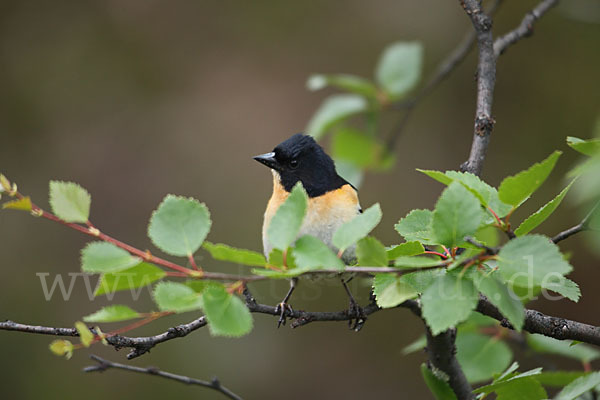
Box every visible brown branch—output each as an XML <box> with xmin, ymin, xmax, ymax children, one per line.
<box><xmin>386</xmin><ymin>0</ymin><xmax>502</xmax><ymax>150</ymax></box>
<box><xmin>459</xmin><ymin>0</ymin><xmax>497</xmax><ymax>177</ymax></box>
<box><xmin>0</xmin><ymin>316</ymin><xmax>207</xmax><ymax>360</ymax></box>
<box><xmin>552</xmin><ymin>200</ymin><xmax>599</xmax><ymax>243</ymax></box>
<box><xmin>84</xmin><ymin>355</ymin><xmax>242</xmax><ymax>400</ymax></box>
<box><xmin>493</xmin><ymin>0</ymin><xmax>559</xmax><ymax>57</ymax></box>
<box><xmin>476</xmin><ymin>297</ymin><xmax>600</xmax><ymax>346</ymax></box>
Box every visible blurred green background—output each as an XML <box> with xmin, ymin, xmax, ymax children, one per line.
<box><xmin>1</xmin><ymin>1</ymin><xmax>599</xmax><ymax>398</ymax></box>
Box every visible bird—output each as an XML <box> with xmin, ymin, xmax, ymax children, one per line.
<box><xmin>253</xmin><ymin>133</ymin><xmax>366</xmax><ymax>330</ymax></box>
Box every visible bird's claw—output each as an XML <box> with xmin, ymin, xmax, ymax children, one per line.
<box><xmin>275</xmin><ymin>302</ymin><xmax>293</xmax><ymax>328</ymax></box>
<box><xmin>347</xmin><ymin>299</ymin><xmax>367</xmax><ymax>332</ymax></box>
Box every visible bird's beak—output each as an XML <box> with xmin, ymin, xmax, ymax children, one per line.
<box><xmin>253</xmin><ymin>152</ymin><xmax>279</xmax><ymax>170</ymax></box>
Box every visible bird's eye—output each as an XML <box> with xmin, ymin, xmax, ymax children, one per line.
<box><xmin>289</xmin><ymin>159</ymin><xmax>299</xmax><ymax>169</ymax></box>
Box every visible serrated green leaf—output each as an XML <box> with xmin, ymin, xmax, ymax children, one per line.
<box><xmin>185</xmin><ymin>279</ymin><xmax>222</xmax><ymax>294</ymax></box>
<box><xmin>49</xmin><ymin>340</ymin><xmax>73</xmax><ymax>360</ymax></box>
<box><xmin>456</xmin><ymin>331</ymin><xmax>512</xmax><ymax>383</ymax></box>
<box><xmin>542</xmin><ymin>276</ymin><xmax>580</xmax><ymax>301</ymax></box>
<box><xmin>395</xmin><ymin>209</ymin><xmax>435</xmax><ymax>244</ymax></box>
<box><xmin>494</xmin><ymin>377</ymin><xmax>547</xmax><ymax>400</ymax></box>
<box><xmin>554</xmin><ymin>372</ymin><xmax>600</xmax><ymax>400</ymax></box>
<box><xmin>293</xmin><ymin>235</ymin><xmax>344</xmax><ymax>271</ymax></box>
<box><xmin>418</xmin><ymin>169</ymin><xmax>512</xmax><ymax>218</ymax></box>
<box><xmin>400</xmin><ymin>269</ymin><xmax>445</xmax><ymax>293</ymax></box>
<box><xmin>372</xmin><ymin>273</ymin><xmax>418</xmax><ymax>308</ymax></box>
<box><xmin>202</xmin><ymin>242</ymin><xmax>266</xmax><ymax>266</ymax></box>
<box><xmin>267</xmin><ymin>182</ymin><xmax>308</xmax><ymax>251</ymax></box>
<box><xmin>306</xmin><ymin>94</ymin><xmax>368</xmax><ymax>139</ymax></box>
<box><xmin>567</xmin><ymin>136</ymin><xmax>600</xmax><ymax>156</ymax></box>
<box><xmin>49</xmin><ymin>181</ymin><xmax>91</xmax><ymax>223</ymax></box>
<box><xmin>432</xmin><ymin>182</ymin><xmax>483</xmax><ymax>248</ymax></box>
<box><xmin>2</xmin><ymin>196</ymin><xmax>32</xmax><ymax>211</ymax></box>
<box><xmin>421</xmin><ymin>273</ymin><xmax>478</xmax><ymax>335</ymax></box>
<box><xmin>148</xmin><ymin>195</ymin><xmax>211</xmax><ymax>257</ymax></box>
<box><xmin>153</xmin><ymin>281</ymin><xmax>203</xmax><ymax>313</ymax></box>
<box><xmin>534</xmin><ymin>371</ymin><xmax>586</xmax><ymax>387</ymax></box>
<box><xmin>527</xmin><ymin>334</ymin><xmax>600</xmax><ymax>363</ymax></box>
<box><xmin>375</xmin><ymin>41</ymin><xmax>423</xmax><ymax>99</ymax></box>
<box><xmin>394</xmin><ymin>256</ymin><xmax>443</xmax><ymax>268</ymax></box>
<box><xmin>306</xmin><ymin>74</ymin><xmax>378</xmax><ymax>98</ymax></box>
<box><xmin>332</xmin><ymin>203</ymin><xmax>382</xmax><ymax>252</ymax></box>
<box><xmin>387</xmin><ymin>241</ymin><xmax>425</xmax><ymax>260</ymax></box>
<box><xmin>357</xmin><ymin>237</ymin><xmax>388</xmax><ymax>266</ymax></box>
<box><xmin>474</xmin><ymin>272</ymin><xmax>525</xmax><ymax>331</ymax></box>
<box><xmin>515</xmin><ymin>181</ymin><xmax>574</xmax><ymax>236</ymax></box>
<box><xmin>498</xmin><ymin>151</ymin><xmax>561</xmax><ymax>208</ymax></box>
<box><xmin>474</xmin><ymin>363</ymin><xmax>543</xmax><ymax>394</ymax></box>
<box><xmin>496</xmin><ymin>235</ymin><xmax>574</xmax><ymax>297</ymax></box>
<box><xmin>83</xmin><ymin>305</ymin><xmax>141</xmax><ymax>323</ymax></box>
<box><xmin>81</xmin><ymin>242</ymin><xmax>141</xmax><ymax>273</ymax></box>
<box><xmin>95</xmin><ymin>262</ymin><xmax>166</xmax><ymax>296</ymax></box>
<box><xmin>421</xmin><ymin>363</ymin><xmax>458</xmax><ymax>400</ymax></box>
<box><xmin>332</xmin><ymin>128</ymin><xmax>394</xmax><ymax>170</ymax></box>
<box><xmin>75</xmin><ymin>321</ymin><xmax>94</xmax><ymax>347</ymax></box>
<box><xmin>203</xmin><ymin>286</ymin><xmax>253</xmax><ymax>337</ymax></box>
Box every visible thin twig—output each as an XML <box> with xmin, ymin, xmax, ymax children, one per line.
<box><xmin>84</xmin><ymin>355</ymin><xmax>242</xmax><ymax>400</ymax></box>
<box><xmin>493</xmin><ymin>0</ymin><xmax>559</xmax><ymax>57</ymax></box>
<box><xmin>552</xmin><ymin>201</ymin><xmax>599</xmax><ymax>243</ymax></box>
<box><xmin>386</xmin><ymin>0</ymin><xmax>502</xmax><ymax>150</ymax></box>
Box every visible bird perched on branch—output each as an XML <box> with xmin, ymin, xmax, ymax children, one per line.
<box><xmin>254</xmin><ymin>133</ymin><xmax>365</xmax><ymax>329</ymax></box>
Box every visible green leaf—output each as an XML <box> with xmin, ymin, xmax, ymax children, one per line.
<box><xmin>421</xmin><ymin>273</ymin><xmax>478</xmax><ymax>335</ymax></box>
<box><xmin>474</xmin><ymin>272</ymin><xmax>525</xmax><ymax>331</ymax></box>
<box><xmin>357</xmin><ymin>237</ymin><xmax>388</xmax><ymax>266</ymax></box>
<box><xmin>534</xmin><ymin>371</ymin><xmax>586</xmax><ymax>387</ymax></box>
<box><xmin>542</xmin><ymin>276</ymin><xmax>580</xmax><ymax>302</ymax></box>
<box><xmin>332</xmin><ymin>203</ymin><xmax>382</xmax><ymax>252</ymax></box>
<box><xmin>75</xmin><ymin>321</ymin><xmax>94</xmax><ymax>347</ymax></box>
<box><xmin>456</xmin><ymin>331</ymin><xmax>512</xmax><ymax>383</ymax></box>
<box><xmin>494</xmin><ymin>377</ymin><xmax>547</xmax><ymax>400</ymax></box>
<box><xmin>496</xmin><ymin>235</ymin><xmax>574</xmax><ymax>296</ymax></box>
<box><xmin>185</xmin><ymin>279</ymin><xmax>222</xmax><ymax>294</ymax></box>
<box><xmin>306</xmin><ymin>74</ymin><xmax>378</xmax><ymax>98</ymax></box>
<box><xmin>2</xmin><ymin>196</ymin><xmax>32</xmax><ymax>211</ymax></box>
<box><xmin>203</xmin><ymin>286</ymin><xmax>253</xmax><ymax>337</ymax></box>
<box><xmin>49</xmin><ymin>181</ymin><xmax>91</xmax><ymax>223</ymax></box>
<box><xmin>375</xmin><ymin>41</ymin><xmax>423</xmax><ymax>99</ymax></box>
<box><xmin>418</xmin><ymin>169</ymin><xmax>512</xmax><ymax>218</ymax></box>
<box><xmin>372</xmin><ymin>273</ymin><xmax>418</xmax><ymax>308</ymax></box>
<box><xmin>332</xmin><ymin>128</ymin><xmax>394</xmax><ymax>170</ymax></box>
<box><xmin>153</xmin><ymin>281</ymin><xmax>203</xmax><ymax>313</ymax></box>
<box><xmin>49</xmin><ymin>340</ymin><xmax>74</xmax><ymax>360</ymax></box>
<box><xmin>554</xmin><ymin>372</ymin><xmax>600</xmax><ymax>400</ymax></box>
<box><xmin>526</xmin><ymin>334</ymin><xmax>600</xmax><ymax>363</ymax></box>
<box><xmin>81</xmin><ymin>242</ymin><xmax>142</xmax><ymax>273</ymax></box>
<box><xmin>420</xmin><ymin>363</ymin><xmax>458</xmax><ymax>400</ymax></box>
<box><xmin>293</xmin><ymin>235</ymin><xmax>344</xmax><ymax>271</ymax></box>
<box><xmin>395</xmin><ymin>209</ymin><xmax>435</xmax><ymax>244</ymax></box>
<box><xmin>95</xmin><ymin>262</ymin><xmax>166</xmax><ymax>296</ymax></box>
<box><xmin>202</xmin><ymin>242</ymin><xmax>266</xmax><ymax>266</ymax></box>
<box><xmin>83</xmin><ymin>305</ymin><xmax>141</xmax><ymax>323</ymax></box>
<box><xmin>394</xmin><ymin>256</ymin><xmax>444</xmax><ymax>268</ymax></box>
<box><xmin>431</xmin><ymin>182</ymin><xmax>483</xmax><ymax>248</ymax></box>
<box><xmin>566</xmin><ymin>136</ymin><xmax>600</xmax><ymax>156</ymax></box>
<box><xmin>267</xmin><ymin>182</ymin><xmax>308</xmax><ymax>251</ymax></box>
<box><xmin>498</xmin><ymin>151</ymin><xmax>562</xmax><ymax>208</ymax></box>
<box><xmin>387</xmin><ymin>241</ymin><xmax>425</xmax><ymax>260</ymax></box>
<box><xmin>306</xmin><ymin>94</ymin><xmax>368</xmax><ymax>139</ymax></box>
<box><xmin>400</xmin><ymin>269</ymin><xmax>445</xmax><ymax>293</ymax></box>
<box><xmin>515</xmin><ymin>181</ymin><xmax>574</xmax><ymax>236</ymax></box>
<box><xmin>474</xmin><ymin>363</ymin><xmax>543</xmax><ymax>394</ymax></box>
<box><xmin>148</xmin><ymin>195</ymin><xmax>211</xmax><ymax>257</ymax></box>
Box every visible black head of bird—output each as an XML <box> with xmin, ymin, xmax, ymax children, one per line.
<box><xmin>253</xmin><ymin>133</ymin><xmax>351</xmax><ymax>197</ymax></box>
